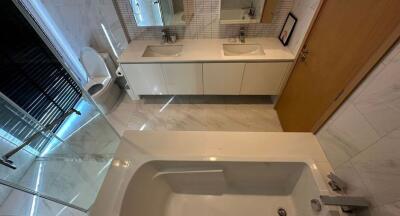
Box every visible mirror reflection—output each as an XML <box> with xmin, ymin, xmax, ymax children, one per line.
<box><xmin>131</xmin><ymin>0</ymin><xmax>185</xmax><ymax>27</ymax></box>
<box><xmin>220</xmin><ymin>0</ymin><xmax>266</xmax><ymax>24</ymax></box>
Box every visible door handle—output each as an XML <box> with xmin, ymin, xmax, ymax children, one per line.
<box><xmin>300</xmin><ymin>48</ymin><xmax>309</xmax><ymax>62</ymax></box>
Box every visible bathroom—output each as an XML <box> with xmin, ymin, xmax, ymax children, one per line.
<box><xmin>0</xmin><ymin>0</ymin><xmax>399</xmax><ymax>215</ymax></box>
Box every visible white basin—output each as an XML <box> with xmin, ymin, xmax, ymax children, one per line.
<box><xmin>142</xmin><ymin>45</ymin><xmax>183</xmax><ymax>57</ymax></box>
<box><xmin>223</xmin><ymin>44</ymin><xmax>265</xmax><ymax>56</ymax></box>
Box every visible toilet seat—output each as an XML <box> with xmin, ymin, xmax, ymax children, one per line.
<box><xmin>80</xmin><ymin>47</ymin><xmax>121</xmax><ymax>114</ymax></box>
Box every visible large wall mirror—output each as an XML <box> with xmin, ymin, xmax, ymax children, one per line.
<box><xmin>130</xmin><ymin>0</ymin><xmax>186</xmax><ymax>26</ymax></box>
<box><xmin>220</xmin><ymin>0</ymin><xmax>278</xmax><ymax>24</ymax></box>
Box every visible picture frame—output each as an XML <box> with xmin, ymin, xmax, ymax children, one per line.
<box><xmin>279</xmin><ymin>12</ymin><xmax>297</xmax><ymax>46</ymax></box>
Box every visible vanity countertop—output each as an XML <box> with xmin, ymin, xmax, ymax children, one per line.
<box><xmin>118</xmin><ymin>37</ymin><xmax>295</xmax><ymax>63</ymax></box>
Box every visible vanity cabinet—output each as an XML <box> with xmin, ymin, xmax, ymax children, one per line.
<box><xmin>121</xmin><ymin>61</ymin><xmax>291</xmax><ymax>97</ymax></box>
<box><xmin>241</xmin><ymin>62</ymin><xmax>291</xmax><ymax>95</ymax></box>
<box><xmin>121</xmin><ymin>64</ymin><xmax>167</xmax><ymax>95</ymax></box>
<box><xmin>162</xmin><ymin>63</ymin><xmax>203</xmax><ymax>94</ymax></box>
<box><xmin>203</xmin><ymin>63</ymin><xmax>245</xmax><ymax>95</ymax></box>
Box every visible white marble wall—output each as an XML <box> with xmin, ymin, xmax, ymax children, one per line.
<box><xmin>40</xmin><ymin>0</ymin><xmax>128</xmax><ymax>61</ymax></box>
<box><xmin>317</xmin><ymin>41</ymin><xmax>400</xmax><ymax>215</ymax></box>
<box><xmin>287</xmin><ymin>0</ymin><xmax>320</xmax><ymax>54</ymax></box>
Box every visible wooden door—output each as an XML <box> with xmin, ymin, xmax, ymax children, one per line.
<box><xmin>276</xmin><ymin>0</ymin><xmax>400</xmax><ymax>132</ymax></box>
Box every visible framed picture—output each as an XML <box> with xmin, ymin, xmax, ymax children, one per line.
<box><xmin>279</xmin><ymin>12</ymin><xmax>297</xmax><ymax>46</ymax></box>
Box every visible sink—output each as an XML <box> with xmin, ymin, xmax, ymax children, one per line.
<box><xmin>142</xmin><ymin>45</ymin><xmax>183</xmax><ymax>57</ymax></box>
<box><xmin>223</xmin><ymin>44</ymin><xmax>265</xmax><ymax>56</ymax></box>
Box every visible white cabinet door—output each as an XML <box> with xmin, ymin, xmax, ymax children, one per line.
<box><xmin>162</xmin><ymin>63</ymin><xmax>203</xmax><ymax>94</ymax></box>
<box><xmin>203</xmin><ymin>63</ymin><xmax>245</xmax><ymax>95</ymax></box>
<box><xmin>240</xmin><ymin>62</ymin><xmax>291</xmax><ymax>95</ymax></box>
<box><xmin>121</xmin><ymin>64</ymin><xmax>167</xmax><ymax>95</ymax></box>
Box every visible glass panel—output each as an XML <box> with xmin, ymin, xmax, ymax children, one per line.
<box><xmin>0</xmin><ymin>184</ymin><xmax>86</xmax><ymax>216</ymax></box>
<box><xmin>0</xmin><ymin>94</ymin><xmax>120</xmax><ymax>211</ymax></box>
<box><xmin>0</xmin><ymin>0</ymin><xmax>121</xmax><ymax>212</ymax></box>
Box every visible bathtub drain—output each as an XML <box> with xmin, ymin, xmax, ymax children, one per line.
<box><xmin>277</xmin><ymin>208</ymin><xmax>287</xmax><ymax>216</ymax></box>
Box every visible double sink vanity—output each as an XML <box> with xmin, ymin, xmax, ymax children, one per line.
<box><xmin>119</xmin><ymin>38</ymin><xmax>295</xmax><ymax>97</ymax></box>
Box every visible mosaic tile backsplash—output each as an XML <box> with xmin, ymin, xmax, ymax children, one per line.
<box><xmin>114</xmin><ymin>0</ymin><xmax>293</xmax><ymax>40</ymax></box>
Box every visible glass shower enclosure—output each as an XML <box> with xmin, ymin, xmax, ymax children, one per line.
<box><xmin>0</xmin><ymin>0</ymin><xmax>121</xmax><ymax>215</ymax></box>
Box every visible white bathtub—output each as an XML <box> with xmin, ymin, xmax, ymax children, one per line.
<box><xmin>120</xmin><ymin>161</ymin><xmax>331</xmax><ymax>216</ymax></box>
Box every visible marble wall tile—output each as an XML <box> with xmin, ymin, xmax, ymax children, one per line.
<box><xmin>328</xmin><ymin>104</ymin><xmax>380</xmax><ymax>154</ymax></box>
<box><xmin>288</xmin><ymin>0</ymin><xmax>320</xmax><ymax>54</ymax></box>
<box><xmin>317</xmin><ymin>41</ymin><xmax>400</xmax><ymax>214</ymax></box>
<box><xmin>334</xmin><ymin>161</ymin><xmax>377</xmax><ymax>206</ymax></box>
<box><xmin>353</xmin><ymin>56</ymin><xmax>400</xmax><ymax>136</ymax></box>
<box><xmin>316</xmin><ymin>126</ymin><xmax>352</xmax><ymax>168</ymax></box>
<box><xmin>379</xmin><ymin>200</ymin><xmax>400</xmax><ymax>216</ymax></box>
<box><xmin>41</xmin><ymin>0</ymin><xmax>128</xmax><ymax>61</ymax></box>
<box><xmin>317</xmin><ymin>104</ymin><xmax>381</xmax><ymax>168</ymax></box>
<box><xmin>351</xmin><ymin>128</ymin><xmax>400</xmax><ymax>206</ymax></box>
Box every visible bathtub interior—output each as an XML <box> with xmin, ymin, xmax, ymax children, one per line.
<box><xmin>121</xmin><ymin>161</ymin><xmax>329</xmax><ymax>216</ymax></box>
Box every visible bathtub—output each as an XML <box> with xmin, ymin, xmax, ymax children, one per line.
<box><xmin>120</xmin><ymin>160</ymin><xmax>331</xmax><ymax>216</ymax></box>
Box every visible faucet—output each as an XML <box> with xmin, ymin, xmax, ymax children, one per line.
<box><xmin>161</xmin><ymin>28</ymin><xmax>170</xmax><ymax>44</ymax></box>
<box><xmin>327</xmin><ymin>172</ymin><xmax>347</xmax><ymax>192</ymax></box>
<box><xmin>161</xmin><ymin>29</ymin><xmax>177</xmax><ymax>44</ymax></box>
<box><xmin>242</xmin><ymin>1</ymin><xmax>256</xmax><ymax>18</ymax></box>
<box><xmin>320</xmin><ymin>195</ymin><xmax>369</xmax><ymax>213</ymax></box>
<box><xmin>239</xmin><ymin>27</ymin><xmax>246</xmax><ymax>43</ymax></box>
<box><xmin>321</xmin><ymin>172</ymin><xmax>369</xmax><ymax>213</ymax></box>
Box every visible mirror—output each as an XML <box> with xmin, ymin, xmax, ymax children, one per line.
<box><xmin>220</xmin><ymin>0</ymin><xmax>266</xmax><ymax>24</ymax></box>
<box><xmin>130</xmin><ymin>0</ymin><xmax>186</xmax><ymax>27</ymax></box>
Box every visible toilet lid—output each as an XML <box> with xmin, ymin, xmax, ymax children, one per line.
<box><xmin>88</xmin><ymin>83</ymin><xmax>104</xmax><ymax>95</ymax></box>
<box><xmin>80</xmin><ymin>47</ymin><xmax>111</xmax><ymax>82</ymax></box>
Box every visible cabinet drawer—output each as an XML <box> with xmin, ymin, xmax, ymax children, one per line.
<box><xmin>121</xmin><ymin>64</ymin><xmax>167</xmax><ymax>95</ymax></box>
<box><xmin>240</xmin><ymin>62</ymin><xmax>291</xmax><ymax>95</ymax></box>
<box><xmin>162</xmin><ymin>63</ymin><xmax>203</xmax><ymax>94</ymax></box>
<box><xmin>203</xmin><ymin>63</ymin><xmax>245</xmax><ymax>95</ymax></box>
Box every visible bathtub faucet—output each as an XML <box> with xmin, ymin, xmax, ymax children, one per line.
<box><xmin>320</xmin><ymin>195</ymin><xmax>369</xmax><ymax>213</ymax></box>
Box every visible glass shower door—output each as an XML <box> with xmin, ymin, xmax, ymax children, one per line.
<box><xmin>0</xmin><ymin>0</ymin><xmax>121</xmax><ymax>214</ymax></box>
<box><xmin>0</xmin><ymin>94</ymin><xmax>120</xmax><ymax>214</ymax></box>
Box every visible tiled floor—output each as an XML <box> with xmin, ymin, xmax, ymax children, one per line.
<box><xmin>106</xmin><ymin>94</ymin><xmax>283</xmax><ymax>135</ymax></box>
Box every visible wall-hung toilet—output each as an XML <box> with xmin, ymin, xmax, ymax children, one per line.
<box><xmin>80</xmin><ymin>47</ymin><xmax>121</xmax><ymax>114</ymax></box>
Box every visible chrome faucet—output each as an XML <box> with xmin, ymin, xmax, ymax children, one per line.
<box><xmin>161</xmin><ymin>28</ymin><xmax>170</xmax><ymax>44</ymax></box>
<box><xmin>321</xmin><ymin>172</ymin><xmax>369</xmax><ymax>213</ymax></box>
<box><xmin>239</xmin><ymin>27</ymin><xmax>246</xmax><ymax>43</ymax></box>
<box><xmin>320</xmin><ymin>195</ymin><xmax>369</xmax><ymax>213</ymax></box>
<box><xmin>161</xmin><ymin>29</ymin><xmax>177</xmax><ymax>44</ymax></box>
<box><xmin>327</xmin><ymin>172</ymin><xmax>347</xmax><ymax>192</ymax></box>
<box><xmin>242</xmin><ymin>1</ymin><xmax>256</xmax><ymax>18</ymax></box>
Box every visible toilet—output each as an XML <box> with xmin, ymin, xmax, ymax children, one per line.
<box><xmin>80</xmin><ymin>47</ymin><xmax>121</xmax><ymax>114</ymax></box>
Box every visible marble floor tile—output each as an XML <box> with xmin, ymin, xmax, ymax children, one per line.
<box><xmin>106</xmin><ymin>95</ymin><xmax>283</xmax><ymax>135</ymax></box>
<box><xmin>0</xmin><ymin>186</ymin><xmax>86</xmax><ymax>216</ymax></box>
